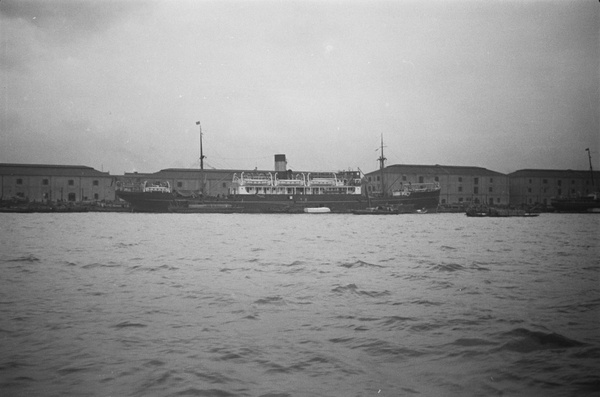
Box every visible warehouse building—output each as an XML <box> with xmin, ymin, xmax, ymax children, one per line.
<box><xmin>364</xmin><ymin>164</ymin><xmax>510</xmax><ymax>206</ymax></box>
<box><xmin>508</xmin><ymin>169</ymin><xmax>600</xmax><ymax>207</ymax></box>
<box><xmin>118</xmin><ymin>168</ymin><xmax>242</xmax><ymax>197</ymax></box>
<box><xmin>2</xmin><ymin>162</ymin><xmax>597</xmax><ymax>209</ymax></box>
<box><xmin>0</xmin><ymin>164</ymin><xmax>115</xmax><ymax>202</ymax></box>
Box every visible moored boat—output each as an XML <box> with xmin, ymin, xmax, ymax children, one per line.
<box><xmin>551</xmin><ymin>192</ymin><xmax>600</xmax><ymax>213</ymax></box>
<box><xmin>115</xmin><ymin>130</ymin><xmax>441</xmax><ymax>213</ymax></box>
<box><xmin>304</xmin><ymin>207</ymin><xmax>331</xmax><ymax>214</ymax></box>
<box><xmin>551</xmin><ymin>149</ymin><xmax>600</xmax><ymax>213</ymax></box>
<box><xmin>465</xmin><ymin>205</ymin><xmax>539</xmax><ymax>217</ymax></box>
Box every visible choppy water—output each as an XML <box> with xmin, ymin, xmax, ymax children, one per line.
<box><xmin>0</xmin><ymin>213</ymin><xmax>598</xmax><ymax>397</ymax></box>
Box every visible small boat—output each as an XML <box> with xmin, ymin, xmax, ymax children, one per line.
<box><xmin>352</xmin><ymin>205</ymin><xmax>412</xmax><ymax>215</ymax></box>
<box><xmin>304</xmin><ymin>207</ymin><xmax>331</xmax><ymax>214</ymax></box>
<box><xmin>466</xmin><ymin>205</ymin><xmax>539</xmax><ymax>217</ymax></box>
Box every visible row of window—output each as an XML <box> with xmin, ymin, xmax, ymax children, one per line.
<box><xmin>455</xmin><ymin>186</ymin><xmax>495</xmax><ymax>193</ymax></box>
<box><xmin>367</xmin><ymin>176</ymin><xmax>496</xmax><ymax>184</ymax></box>
<box><xmin>526</xmin><ymin>188</ymin><xmax>579</xmax><ymax>195</ymax></box>
<box><xmin>14</xmin><ymin>179</ymin><xmax>100</xmax><ymax>186</ymax></box>
<box><xmin>175</xmin><ymin>181</ymin><xmax>228</xmax><ymax>188</ymax></box>
<box><xmin>14</xmin><ymin>192</ymin><xmax>100</xmax><ymax>200</ymax></box>
<box><xmin>445</xmin><ymin>197</ymin><xmax>502</xmax><ymax>204</ymax></box>
<box><xmin>529</xmin><ymin>179</ymin><xmax>591</xmax><ymax>185</ymax></box>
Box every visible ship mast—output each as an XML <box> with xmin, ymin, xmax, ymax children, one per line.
<box><xmin>196</xmin><ymin>121</ymin><xmax>206</xmax><ymax>194</ymax></box>
<box><xmin>586</xmin><ymin>148</ymin><xmax>595</xmax><ymax>187</ymax></box>
<box><xmin>377</xmin><ymin>134</ymin><xmax>386</xmax><ymax>196</ymax></box>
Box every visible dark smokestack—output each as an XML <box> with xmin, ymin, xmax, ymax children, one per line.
<box><xmin>274</xmin><ymin>154</ymin><xmax>287</xmax><ymax>172</ymax></box>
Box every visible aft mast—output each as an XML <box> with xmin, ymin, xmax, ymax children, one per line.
<box><xmin>586</xmin><ymin>148</ymin><xmax>595</xmax><ymax>188</ymax></box>
<box><xmin>377</xmin><ymin>134</ymin><xmax>387</xmax><ymax>196</ymax></box>
<box><xmin>196</xmin><ymin>120</ymin><xmax>206</xmax><ymax>194</ymax></box>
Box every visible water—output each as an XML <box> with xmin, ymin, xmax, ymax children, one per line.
<box><xmin>0</xmin><ymin>213</ymin><xmax>598</xmax><ymax>397</ymax></box>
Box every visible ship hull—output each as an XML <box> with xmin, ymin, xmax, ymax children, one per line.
<box><xmin>550</xmin><ymin>197</ymin><xmax>600</xmax><ymax>213</ymax></box>
<box><xmin>117</xmin><ymin>189</ymin><xmax>440</xmax><ymax>213</ymax></box>
<box><xmin>116</xmin><ymin>191</ymin><xmax>175</xmax><ymax>212</ymax></box>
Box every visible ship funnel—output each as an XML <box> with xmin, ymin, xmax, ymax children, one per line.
<box><xmin>274</xmin><ymin>154</ymin><xmax>287</xmax><ymax>172</ymax></box>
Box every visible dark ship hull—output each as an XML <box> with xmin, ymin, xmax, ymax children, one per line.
<box><xmin>116</xmin><ymin>189</ymin><xmax>440</xmax><ymax>213</ymax></box>
<box><xmin>550</xmin><ymin>195</ymin><xmax>600</xmax><ymax>213</ymax></box>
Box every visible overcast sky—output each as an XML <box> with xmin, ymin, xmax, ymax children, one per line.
<box><xmin>1</xmin><ymin>0</ymin><xmax>598</xmax><ymax>175</ymax></box>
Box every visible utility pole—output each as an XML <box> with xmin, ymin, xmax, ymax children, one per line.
<box><xmin>377</xmin><ymin>134</ymin><xmax>386</xmax><ymax>196</ymax></box>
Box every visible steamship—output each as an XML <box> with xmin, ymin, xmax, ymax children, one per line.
<box><xmin>116</xmin><ymin>131</ymin><xmax>440</xmax><ymax>213</ymax></box>
<box><xmin>116</xmin><ymin>154</ymin><xmax>440</xmax><ymax>213</ymax></box>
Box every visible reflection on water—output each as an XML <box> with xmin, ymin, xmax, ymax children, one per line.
<box><xmin>0</xmin><ymin>213</ymin><xmax>598</xmax><ymax>396</ymax></box>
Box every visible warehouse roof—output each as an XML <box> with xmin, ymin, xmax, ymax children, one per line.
<box><xmin>0</xmin><ymin>163</ymin><xmax>110</xmax><ymax>177</ymax></box>
<box><xmin>508</xmin><ymin>169</ymin><xmax>600</xmax><ymax>179</ymax></box>
<box><xmin>366</xmin><ymin>164</ymin><xmax>506</xmax><ymax>177</ymax></box>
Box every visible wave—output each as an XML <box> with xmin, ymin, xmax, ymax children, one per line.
<box><xmin>328</xmin><ymin>336</ymin><xmax>425</xmax><ymax>359</ymax></box>
<box><xmin>81</xmin><ymin>262</ymin><xmax>122</xmax><ymax>269</ymax></box>
<box><xmin>497</xmin><ymin>328</ymin><xmax>586</xmax><ymax>353</ymax></box>
<box><xmin>449</xmin><ymin>337</ymin><xmax>496</xmax><ymax>347</ymax></box>
<box><xmin>331</xmin><ymin>284</ymin><xmax>390</xmax><ymax>298</ymax></box>
<box><xmin>112</xmin><ymin>321</ymin><xmax>148</xmax><ymax>329</ymax></box>
<box><xmin>4</xmin><ymin>254</ymin><xmax>40</xmax><ymax>263</ymax></box>
<box><xmin>430</xmin><ymin>262</ymin><xmax>465</xmax><ymax>272</ymax></box>
<box><xmin>340</xmin><ymin>260</ymin><xmax>385</xmax><ymax>269</ymax></box>
<box><xmin>254</xmin><ymin>296</ymin><xmax>287</xmax><ymax>305</ymax></box>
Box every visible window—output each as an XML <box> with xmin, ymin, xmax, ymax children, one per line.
<box><xmin>496</xmin><ymin>198</ymin><xmax>501</xmax><ymax>203</ymax></box>
<box><xmin>558</xmin><ymin>189</ymin><xmax>562</xmax><ymax>195</ymax></box>
<box><xmin>418</xmin><ymin>176</ymin><xmax>424</xmax><ymax>183</ymax></box>
<box><xmin>68</xmin><ymin>180</ymin><xmax>74</xmax><ymax>186</ymax></box>
<box><xmin>489</xmin><ymin>187</ymin><xmax>493</xmax><ymax>193</ymax></box>
<box><xmin>16</xmin><ymin>178</ymin><xmax>23</xmax><ymax>185</ymax></box>
<box><xmin>368</xmin><ymin>177</ymin><xmax>372</xmax><ymax>182</ymax></box>
<box><xmin>68</xmin><ymin>193</ymin><xmax>76</xmax><ymax>201</ymax></box>
<box><xmin>458</xmin><ymin>177</ymin><xmax>463</xmax><ymax>182</ymax></box>
<box><xmin>528</xmin><ymin>188</ymin><xmax>532</xmax><ymax>193</ymax></box>
<box><xmin>177</xmin><ymin>181</ymin><xmax>183</xmax><ymax>188</ymax></box>
<box><xmin>474</xmin><ymin>178</ymin><xmax>479</xmax><ymax>185</ymax></box>
<box><xmin>557</xmin><ymin>180</ymin><xmax>562</xmax><ymax>186</ymax></box>
<box><xmin>402</xmin><ymin>175</ymin><xmax>407</xmax><ymax>181</ymax></box>
<box><xmin>93</xmin><ymin>180</ymin><xmax>99</xmax><ymax>186</ymax></box>
<box><xmin>458</xmin><ymin>197</ymin><xmax>463</xmax><ymax>202</ymax></box>
<box><xmin>529</xmin><ymin>179</ymin><xmax>532</xmax><ymax>184</ymax></box>
<box><xmin>542</xmin><ymin>179</ymin><xmax>548</xmax><ymax>184</ymax></box>
<box><xmin>43</xmin><ymin>192</ymin><xmax>49</xmax><ymax>199</ymax></box>
<box><xmin>222</xmin><ymin>182</ymin><xmax>227</xmax><ymax>188</ymax></box>
<box><xmin>474</xmin><ymin>187</ymin><xmax>479</xmax><ymax>194</ymax></box>
<box><xmin>42</xmin><ymin>179</ymin><xmax>49</xmax><ymax>185</ymax></box>
<box><xmin>16</xmin><ymin>192</ymin><xmax>24</xmax><ymax>198</ymax></box>
<box><xmin>458</xmin><ymin>186</ymin><xmax>463</xmax><ymax>192</ymax></box>
<box><xmin>490</xmin><ymin>178</ymin><xmax>493</xmax><ymax>183</ymax></box>
<box><xmin>571</xmin><ymin>180</ymin><xmax>575</xmax><ymax>185</ymax></box>
<box><xmin>376</xmin><ymin>176</ymin><xmax>380</xmax><ymax>181</ymax></box>
<box><xmin>434</xmin><ymin>176</ymin><xmax>439</xmax><ymax>182</ymax></box>
<box><xmin>94</xmin><ymin>193</ymin><xmax>99</xmax><ymax>200</ymax></box>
